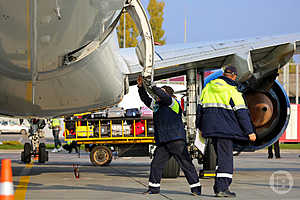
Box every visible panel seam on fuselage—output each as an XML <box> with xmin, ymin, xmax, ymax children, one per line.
<box><xmin>26</xmin><ymin>0</ymin><xmax>32</xmax><ymax>103</ymax></box>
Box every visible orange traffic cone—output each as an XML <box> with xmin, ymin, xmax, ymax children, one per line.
<box><xmin>0</xmin><ymin>159</ymin><xmax>14</xmax><ymax>200</ymax></box>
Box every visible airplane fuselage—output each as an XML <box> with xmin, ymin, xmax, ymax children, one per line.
<box><xmin>0</xmin><ymin>0</ymin><xmax>128</xmax><ymax>117</ymax></box>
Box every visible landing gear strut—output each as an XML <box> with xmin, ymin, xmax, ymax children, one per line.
<box><xmin>21</xmin><ymin>119</ymin><xmax>48</xmax><ymax>164</ymax></box>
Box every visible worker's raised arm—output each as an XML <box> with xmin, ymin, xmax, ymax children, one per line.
<box><xmin>137</xmin><ymin>76</ymin><xmax>153</xmax><ymax>108</ymax></box>
<box><xmin>138</xmin><ymin>85</ymin><xmax>153</xmax><ymax>108</ymax></box>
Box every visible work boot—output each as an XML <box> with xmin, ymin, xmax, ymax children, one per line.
<box><xmin>51</xmin><ymin>148</ymin><xmax>58</xmax><ymax>153</ymax></box>
<box><xmin>58</xmin><ymin>146</ymin><xmax>63</xmax><ymax>152</ymax></box>
<box><xmin>191</xmin><ymin>185</ymin><xmax>202</xmax><ymax>196</ymax></box>
<box><xmin>215</xmin><ymin>190</ymin><xmax>236</xmax><ymax>198</ymax></box>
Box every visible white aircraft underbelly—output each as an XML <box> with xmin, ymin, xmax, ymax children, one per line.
<box><xmin>0</xmin><ymin>0</ymin><xmax>128</xmax><ymax>117</ymax></box>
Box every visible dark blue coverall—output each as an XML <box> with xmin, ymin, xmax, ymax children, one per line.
<box><xmin>197</xmin><ymin>76</ymin><xmax>254</xmax><ymax>193</ymax></box>
<box><xmin>138</xmin><ymin>85</ymin><xmax>201</xmax><ymax>194</ymax></box>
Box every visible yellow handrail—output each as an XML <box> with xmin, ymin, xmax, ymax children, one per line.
<box><xmin>75</xmin><ymin>121</ymin><xmax>78</xmax><ymax>139</ymax></box>
<box><xmin>110</xmin><ymin>120</ymin><xmax>112</xmax><ymax>138</ymax></box>
<box><xmin>65</xmin><ymin>118</ymin><xmax>154</xmax><ymax>142</ymax></box>
<box><xmin>145</xmin><ymin>120</ymin><xmax>147</xmax><ymax>137</ymax></box>
<box><xmin>87</xmin><ymin>120</ymin><xmax>89</xmax><ymax>138</ymax></box>
<box><xmin>133</xmin><ymin>120</ymin><xmax>136</xmax><ymax>137</ymax></box>
<box><xmin>122</xmin><ymin>120</ymin><xmax>124</xmax><ymax>137</ymax></box>
<box><xmin>99</xmin><ymin>120</ymin><xmax>101</xmax><ymax>138</ymax></box>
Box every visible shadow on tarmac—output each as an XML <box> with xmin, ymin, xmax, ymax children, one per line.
<box><xmin>236</xmin><ymin>167</ymin><xmax>300</xmax><ymax>172</ymax></box>
<box><xmin>11</xmin><ymin>160</ymin><xmax>150</xmax><ymax>179</ymax></box>
<box><xmin>235</xmin><ymin>181</ymin><xmax>300</xmax><ymax>189</ymax></box>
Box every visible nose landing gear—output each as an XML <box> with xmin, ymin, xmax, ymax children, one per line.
<box><xmin>21</xmin><ymin>119</ymin><xmax>48</xmax><ymax>164</ymax></box>
<box><xmin>20</xmin><ymin>131</ymin><xmax>48</xmax><ymax>164</ymax></box>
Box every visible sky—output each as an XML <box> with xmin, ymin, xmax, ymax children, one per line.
<box><xmin>141</xmin><ymin>0</ymin><xmax>300</xmax><ymax>45</ymax></box>
<box><xmin>120</xmin><ymin>0</ymin><xmax>300</xmax><ymax>108</ymax></box>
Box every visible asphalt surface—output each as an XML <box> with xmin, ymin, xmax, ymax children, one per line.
<box><xmin>0</xmin><ymin>150</ymin><xmax>299</xmax><ymax>200</ymax></box>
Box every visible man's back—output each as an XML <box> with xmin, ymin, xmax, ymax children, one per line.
<box><xmin>199</xmin><ymin>76</ymin><xmax>253</xmax><ymax>141</ymax></box>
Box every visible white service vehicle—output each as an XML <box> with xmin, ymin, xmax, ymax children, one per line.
<box><xmin>0</xmin><ymin>118</ymin><xmax>30</xmax><ymax>135</ymax></box>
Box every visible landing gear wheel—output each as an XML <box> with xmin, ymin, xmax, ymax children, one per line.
<box><xmin>200</xmin><ymin>138</ymin><xmax>217</xmax><ymax>178</ymax></box>
<box><xmin>22</xmin><ymin>143</ymin><xmax>31</xmax><ymax>163</ymax></box>
<box><xmin>39</xmin><ymin>143</ymin><xmax>48</xmax><ymax>163</ymax></box>
<box><xmin>90</xmin><ymin>146</ymin><xmax>112</xmax><ymax>166</ymax></box>
<box><xmin>162</xmin><ymin>156</ymin><xmax>180</xmax><ymax>178</ymax></box>
<box><xmin>203</xmin><ymin>138</ymin><xmax>216</xmax><ymax>171</ymax></box>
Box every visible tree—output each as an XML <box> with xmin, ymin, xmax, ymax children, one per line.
<box><xmin>147</xmin><ymin>0</ymin><xmax>166</xmax><ymax>45</ymax></box>
<box><xmin>117</xmin><ymin>0</ymin><xmax>166</xmax><ymax>47</ymax></box>
<box><xmin>117</xmin><ymin>12</ymin><xmax>138</xmax><ymax>48</ymax></box>
<box><xmin>278</xmin><ymin>58</ymin><xmax>296</xmax><ymax>73</ymax></box>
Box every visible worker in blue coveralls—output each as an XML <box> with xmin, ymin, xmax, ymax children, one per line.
<box><xmin>137</xmin><ymin>76</ymin><xmax>202</xmax><ymax>196</ymax></box>
<box><xmin>197</xmin><ymin>65</ymin><xmax>256</xmax><ymax>198</ymax></box>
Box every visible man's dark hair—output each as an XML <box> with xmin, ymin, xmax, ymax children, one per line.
<box><xmin>161</xmin><ymin>85</ymin><xmax>174</xmax><ymax>97</ymax></box>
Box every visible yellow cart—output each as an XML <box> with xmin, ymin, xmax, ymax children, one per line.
<box><xmin>64</xmin><ymin>117</ymin><xmax>155</xmax><ymax>166</ymax></box>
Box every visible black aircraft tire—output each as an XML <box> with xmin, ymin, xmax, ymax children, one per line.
<box><xmin>203</xmin><ymin>138</ymin><xmax>217</xmax><ymax>171</ymax></box>
<box><xmin>21</xmin><ymin>151</ymin><xmax>24</xmax><ymax>162</ymax></box>
<box><xmin>45</xmin><ymin>151</ymin><xmax>49</xmax><ymax>161</ymax></box>
<box><xmin>24</xmin><ymin>143</ymin><xmax>31</xmax><ymax>163</ymax></box>
<box><xmin>162</xmin><ymin>156</ymin><xmax>180</xmax><ymax>178</ymax></box>
<box><xmin>39</xmin><ymin>143</ymin><xmax>47</xmax><ymax>163</ymax></box>
<box><xmin>90</xmin><ymin>146</ymin><xmax>112</xmax><ymax>166</ymax></box>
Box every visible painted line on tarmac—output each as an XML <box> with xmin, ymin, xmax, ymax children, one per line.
<box><xmin>15</xmin><ymin>163</ymin><xmax>33</xmax><ymax>200</ymax></box>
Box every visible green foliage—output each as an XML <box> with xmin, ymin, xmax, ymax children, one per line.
<box><xmin>279</xmin><ymin>143</ymin><xmax>300</xmax><ymax>149</ymax></box>
<box><xmin>0</xmin><ymin>141</ymin><xmax>23</xmax><ymax>149</ymax></box>
<box><xmin>2</xmin><ymin>141</ymin><xmax>22</xmax><ymax>145</ymax></box>
<box><xmin>289</xmin><ymin>62</ymin><xmax>297</xmax><ymax>73</ymax></box>
<box><xmin>0</xmin><ymin>142</ymin><xmax>85</xmax><ymax>150</ymax></box>
<box><xmin>147</xmin><ymin>0</ymin><xmax>166</xmax><ymax>45</ymax></box>
<box><xmin>117</xmin><ymin>0</ymin><xmax>166</xmax><ymax>47</ymax></box>
<box><xmin>278</xmin><ymin>62</ymin><xmax>298</xmax><ymax>74</ymax></box>
<box><xmin>117</xmin><ymin>12</ymin><xmax>139</xmax><ymax>48</ymax></box>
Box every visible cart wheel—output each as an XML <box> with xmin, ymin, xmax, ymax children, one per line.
<box><xmin>90</xmin><ymin>146</ymin><xmax>112</xmax><ymax>166</ymax></box>
<box><xmin>23</xmin><ymin>143</ymin><xmax>31</xmax><ymax>163</ymax></box>
<box><xmin>162</xmin><ymin>156</ymin><xmax>180</xmax><ymax>178</ymax></box>
<box><xmin>39</xmin><ymin>143</ymin><xmax>48</xmax><ymax>163</ymax></box>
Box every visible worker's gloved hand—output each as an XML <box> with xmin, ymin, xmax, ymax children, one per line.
<box><xmin>142</xmin><ymin>77</ymin><xmax>152</xmax><ymax>88</ymax></box>
<box><xmin>248</xmin><ymin>133</ymin><xmax>256</xmax><ymax>141</ymax></box>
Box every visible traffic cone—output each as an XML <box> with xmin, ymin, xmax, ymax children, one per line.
<box><xmin>0</xmin><ymin>159</ymin><xmax>14</xmax><ymax>200</ymax></box>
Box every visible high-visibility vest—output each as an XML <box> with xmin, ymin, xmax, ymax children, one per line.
<box><xmin>52</xmin><ymin>118</ymin><xmax>60</xmax><ymax>127</ymax></box>
<box><xmin>150</xmin><ymin>97</ymin><xmax>180</xmax><ymax>114</ymax></box>
<box><xmin>200</xmin><ymin>78</ymin><xmax>247</xmax><ymax>111</ymax></box>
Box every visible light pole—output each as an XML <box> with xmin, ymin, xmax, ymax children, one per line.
<box><xmin>296</xmin><ymin>63</ymin><xmax>299</xmax><ymax>104</ymax></box>
<box><xmin>123</xmin><ymin>12</ymin><xmax>126</xmax><ymax>48</ymax></box>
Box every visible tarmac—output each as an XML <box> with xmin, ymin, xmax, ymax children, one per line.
<box><xmin>0</xmin><ymin>149</ymin><xmax>299</xmax><ymax>200</ymax></box>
